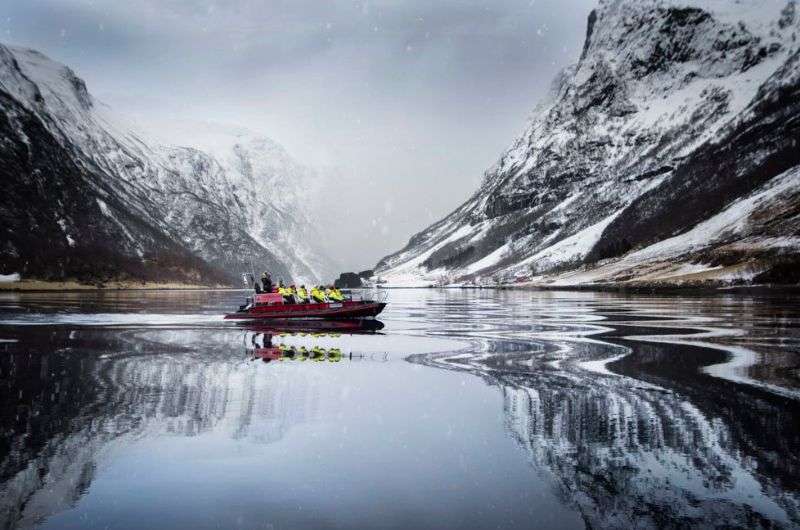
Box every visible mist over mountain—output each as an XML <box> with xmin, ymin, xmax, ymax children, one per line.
<box><xmin>376</xmin><ymin>0</ymin><xmax>800</xmax><ymax>288</ymax></box>
<box><xmin>0</xmin><ymin>43</ymin><xmax>335</xmax><ymax>285</ymax></box>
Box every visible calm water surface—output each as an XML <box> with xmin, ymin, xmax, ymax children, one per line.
<box><xmin>0</xmin><ymin>289</ymin><xmax>799</xmax><ymax>529</ymax></box>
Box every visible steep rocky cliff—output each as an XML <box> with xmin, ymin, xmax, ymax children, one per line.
<box><xmin>376</xmin><ymin>0</ymin><xmax>800</xmax><ymax>287</ymax></box>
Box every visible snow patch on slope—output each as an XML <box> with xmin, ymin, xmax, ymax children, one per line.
<box><xmin>542</xmin><ymin>166</ymin><xmax>800</xmax><ymax>286</ymax></box>
<box><xmin>522</xmin><ymin>209</ymin><xmax>626</xmax><ymax>271</ymax></box>
<box><xmin>631</xmin><ymin>166</ymin><xmax>800</xmax><ymax>262</ymax></box>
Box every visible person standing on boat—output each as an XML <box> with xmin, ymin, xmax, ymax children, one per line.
<box><xmin>261</xmin><ymin>272</ymin><xmax>272</xmax><ymax>293</ymax></box>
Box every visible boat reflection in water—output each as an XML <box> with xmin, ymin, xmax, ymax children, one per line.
<box><xmin>243</xmin><ymin>319</ymin><xmax>387</xmax><ymax>363</ymax></box>
<box><xmin>237</xmin><ymin>317</ymin><xmax>385</xmax><ymax>336</ymax></box>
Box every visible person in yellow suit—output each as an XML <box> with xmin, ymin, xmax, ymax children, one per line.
<box><xmin>296</xmin><ymin>285</ymin><xmax>309</xmax><ymax>303</ymax></box>
<box><xmin>328</xmin><ymin>286</ymin><xmax>344</xmax><ymax>302</ymax></box>
<box><xmin>310</xmin><ymin>286</ymin><xmax>327</xmax><ymax>303</ymax></box>
<box><xmin>278</xmin><ymin>283</ymin><xmax>294</xmax><ymax>303</ymax></box>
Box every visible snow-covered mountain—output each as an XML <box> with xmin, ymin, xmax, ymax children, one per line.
<box><xmin>376</xmin><ymin>0</ymin><xmax>800</xmax><ymax>287</ymax></box>
<box><xmin>0</xmin><ymin>43</ymin><xmax>334</xmax><ymax>285</ymax></box>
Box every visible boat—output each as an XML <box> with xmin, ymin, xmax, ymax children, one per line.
<box><xmin>224</xmin><ymin>292</ymin><xmax>387</xmax><ymax>321</ymax></box>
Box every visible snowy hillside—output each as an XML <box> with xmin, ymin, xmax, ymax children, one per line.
<box><xmin>0</xmin><ymin>43</ymin><xmax>333</xmax><ymax>285</ymax></box>
<box><xmin>156</xmin><ymin>123</ymin><xmax>336</xmax><ymax>283</ymax></box>
<box><xmin>376</xmin><ymin>0</ymin><xmax>800</xmax><ymax>288</ymax></box>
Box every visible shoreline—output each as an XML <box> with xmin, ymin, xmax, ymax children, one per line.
<box><xmin>377</xmin><ymin>283</ymin><xmax>800</xmax><ymax>295</ymax></box>
<box><xmin>0</xmin><ymin>280</ymin><xmax>239</xmax><ymax>292</ymax></box>
<box><xmin>2</xmin><ymin>279</ymin><xmax>797</xmax><ymax>295</ymax></box>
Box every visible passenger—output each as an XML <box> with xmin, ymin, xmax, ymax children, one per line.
<box><xmin>327</xmin><ymin>285</ymin><xmax>345</xmax><ymax>302</ymax></box>
<box><xmin>278</xmin><ymin>283</ymin><xmax>295</xmax><ymax>304</ymax></box>
<box><xmin>310</xmin><ymin>286</ymin><xmax>327</xmax><ymax>303</ymax></box>
<box><xmin>296</xmin><ymin>285</ymin><xmax>309</xmax><ymax>303</ymax></box>
<box><xmin>328</xmin><ymin>287</ymin><xmax>344</xmax><ymax>302</ymax></box>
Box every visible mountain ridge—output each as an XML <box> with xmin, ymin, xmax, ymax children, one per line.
<box><xmin>375</xmin><ymin>0</ymin><xmax>800</xmax><ymax>287</ymax></box>
<box><xmin>0</xmin><ymin>43</ymin><xmax>334</xmax><ymax>285</ymax></box>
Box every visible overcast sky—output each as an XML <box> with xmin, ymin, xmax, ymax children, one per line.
<box><xmin>3</xmin><ymin>0</ymin><xmax>596</xmax><ymax>271</ymax></box>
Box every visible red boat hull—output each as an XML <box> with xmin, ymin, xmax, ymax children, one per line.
<box><xmin>224</xmin><ymin>300</ymin><xmax>386</xmax><ymax>321</ymax></box>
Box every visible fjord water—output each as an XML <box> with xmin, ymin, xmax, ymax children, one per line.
<box><xmin>1</xmin><ymin>290</ymin><xmax>799</xmax><ymax>529</ymax></box>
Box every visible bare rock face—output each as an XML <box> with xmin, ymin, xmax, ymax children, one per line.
<box><xmin>376</xmin><ymin>0</ymin><xmax>800</xmax><ymax>288</ymax></box>
<box><xmin>334</xmin><ymin>272</ymin><xmax>363</xmax><ymax>289</ymax></box>
<box><xmin>0</xmin><ymin>44</ymin><xmax>334</xmax><ymax>285</ymax></box>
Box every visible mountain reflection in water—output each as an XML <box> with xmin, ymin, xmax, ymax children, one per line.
<box><xmin>0</xmin><ymin>289</ymin><xmax>798</xmax><ymax>529</ymax></box>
